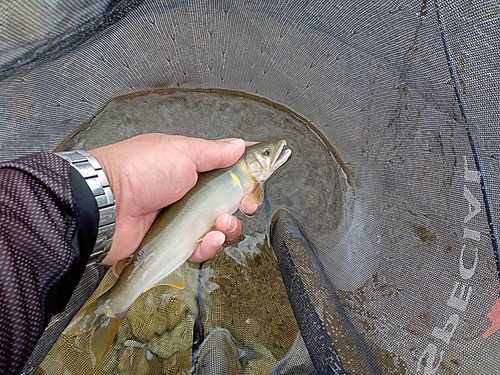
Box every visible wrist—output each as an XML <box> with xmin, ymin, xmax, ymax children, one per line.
<box><xmin>54</xmin><ymin>150</ymin><xmax>116</xmax><ymax>266</ymax></box>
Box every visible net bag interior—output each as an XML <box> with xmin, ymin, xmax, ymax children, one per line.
<box><xmin>1</xmin><ymin>1</ymin><xmax>500</xmax><ymax>374</ymax></box>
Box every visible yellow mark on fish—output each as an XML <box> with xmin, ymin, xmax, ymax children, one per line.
<box><xmin>236</xmin><ymin>159</ymin><xmax>255</xmax><ymax>184</ymax></box>
<box><xmin>230</xmin><ymin>172</ymin><xmax>241</xmax><ymax>187</ymax></box>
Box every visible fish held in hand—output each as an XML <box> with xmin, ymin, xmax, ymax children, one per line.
<box><xmin>65</xmin><ymin>139</ymin><xmax>292</xmax><ymax>366</ymax></box>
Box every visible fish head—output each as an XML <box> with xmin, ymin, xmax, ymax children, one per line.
<box><xmin>244</xmin><ymin>139</ymin><xmax>292</xmax><ymax>184</ymax></box>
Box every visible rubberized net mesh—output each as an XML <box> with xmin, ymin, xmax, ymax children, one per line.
<box><xmin>1</xmin><ymin>1</ymin><xmax>499</xmax><ymax>374</ymax></box>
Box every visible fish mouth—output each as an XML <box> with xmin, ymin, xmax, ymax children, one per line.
<box><xmin>272</xmin><ymin>142</ymin><xmax>292</xmax><ymax>170</ymax></box>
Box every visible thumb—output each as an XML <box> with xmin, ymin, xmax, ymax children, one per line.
<box><xmin>183</xmin><ymin>138</ymin><xmax>246</xmax><ymax>172</ymax></box>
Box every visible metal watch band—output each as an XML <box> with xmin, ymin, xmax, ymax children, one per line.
<box><xmin>54</xmin><ymin>150</ymin><xmax>116</xmax><ymax>267</ymax></box>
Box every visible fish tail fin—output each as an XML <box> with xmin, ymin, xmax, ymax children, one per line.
<box><xmin>90</xmin><ymin>316</ymin><xmax>123</xmax><ymax>366</ymax></box>
<box><xmin>65</xmin><ymin>301</ymin><xmax>123</xmax><ymax>367</ymax></box>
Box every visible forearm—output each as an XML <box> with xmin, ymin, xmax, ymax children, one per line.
<box><xmin>0</xmin><ymin>152</ymin><xmax>97</xmax><ymax>374</ymax></box>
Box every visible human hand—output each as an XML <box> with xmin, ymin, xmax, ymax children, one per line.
<box><xmin>89</xmin><ymin>133</ymin><xmax>257</xmax><ymax>266</ymax></box>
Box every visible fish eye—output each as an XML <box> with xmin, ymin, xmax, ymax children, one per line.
<box><xmin>262</xmin><ymin>148</ymin><xmax>271</xmax><ymax>157</ymax></box>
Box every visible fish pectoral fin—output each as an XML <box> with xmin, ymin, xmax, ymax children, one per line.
<box><xmin>250</xmin><ymin>183</ymin><xmax>265</xmax><ymax>205</ymax></box>
<box><xmin>90</xmin><ymin>316</ymin><xmax>123</xmax><ymax>367</ymax></box>
<box><xmin>239</xmin><ymin>183</ymin><xmax>264</xmax><ymax>217</ymax></box>
<box><xmin>155</xmin><ymin>266</ymin><xmax>186</xmax><ymax>290</ymax></box>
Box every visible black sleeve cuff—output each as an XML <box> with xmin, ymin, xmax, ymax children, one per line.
<box><xmin>69</xmin><ymin>166</ymin><xmax>99</xmax><ymax>265</ymax></box>
<box><xmin>43</xmin><ymin>167</ymin><xmax>99</xmax><ymax>316</ymax></box>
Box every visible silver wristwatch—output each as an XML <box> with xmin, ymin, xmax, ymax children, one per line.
<box><xmin>54</xmin><ymin>150</ymin><xmax>116</xmax><ymax>266</ymax></box>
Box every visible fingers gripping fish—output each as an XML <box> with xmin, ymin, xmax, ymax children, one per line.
<box><xmin>64</xmin><ymin>139</ymin><xmax>292</xmax><ymax>366</ymax></box>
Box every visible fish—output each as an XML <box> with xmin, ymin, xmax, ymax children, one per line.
<box><xmin>64</xmin><ymin>139</ymin><xmax>292</xmax><ymax>366</ymax></box>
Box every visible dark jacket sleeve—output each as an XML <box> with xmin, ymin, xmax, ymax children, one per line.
<box><xmin>0</xmin><ymin>152</ymin><xmax>99</xmax><ymax>375</ymax></box>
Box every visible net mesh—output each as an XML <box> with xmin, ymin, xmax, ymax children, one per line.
<box><xmin>0</xmin><ymin>0</ymin><xmax>498</xmax><ymax>374</ymax></box>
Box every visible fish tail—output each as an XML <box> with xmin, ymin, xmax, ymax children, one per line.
<box><xmin>65</xmin><ymin>301</ymin><xmax>123</xmax><ymax>367</ymax></box>
<box><xmin>89</xmin><ymin>315</ymin><xmax>123</xmax><ymax>366</ymax></box>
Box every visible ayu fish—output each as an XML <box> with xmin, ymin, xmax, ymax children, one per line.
<box><xmin>65</xmin><ymin>139</ymin><xmax>292</xmax><ymax>365</ymax></box>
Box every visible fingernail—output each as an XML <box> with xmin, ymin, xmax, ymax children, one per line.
<box><xmin>215</xmin><ymin>231</ymin><xmax>226</xmax><ymax>247</ymax></box>
<box><xmin>226</xmin><ymin>215</ymin><xmax>237</xmax><ymax>232</ymax></box>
